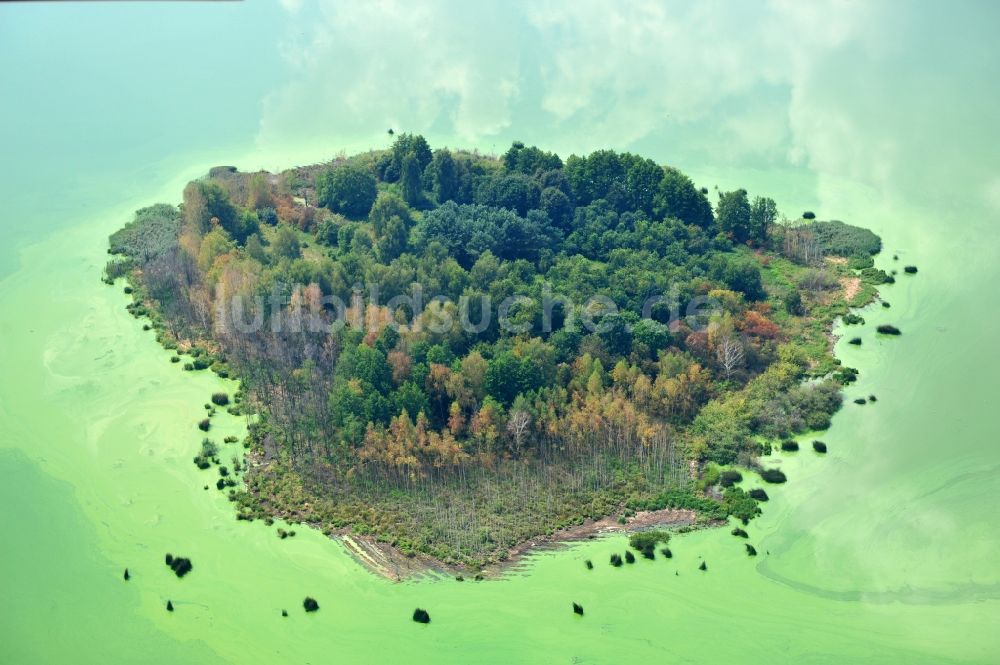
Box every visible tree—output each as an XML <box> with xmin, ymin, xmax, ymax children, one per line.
<box><xmin>272</xmin><ymin>225</ymin><xmax>301</xmax><ymax>261</ymax></box>
<box><xmin>431</xmin><ymin>149</ymin><xmax>458</xmax><ymax>203</ymax></box>
<box><xmin>369</xmin><ymin>192</ymin><xmax>412</xmax><ymax>237</ymax></box>
<box><xmin>716</xmin><ymin>189</ymin><xmax>752</xmax><ymax>243</ymax></box>
<box><xmin>623</xmin><ymin>155</ymin><xmax>663</xmax><ymax>216</ymax></box>
<box><xmin>317</xmin><ymin>163</ymin><xmax>377</xmax><ymax>218</ymax></box>
<box><xmin>654</xmin><ymin>167</ymin><xmax>713</xmax><ymax>228</ymax></box>
<box><xmin>506</xmin><ymin>400</ymin><xmax>532</xmax><ymax>455</ymax></box>
<box><xmin>749</xmin><ymin>196</ymin><xmax>777</xmax><ymax>245</ymax></box>
<box><xmin>248</xmin><ymin>172</ymin><xmax>273</xmax><ymax>210</ymax></box>
<box><xmin>401</xmin><ymin>152</ymin><xmax>423</xmax><ymax>206</ymax></box>
<box><xmin>540</xmin><ymin>186</ymin><xmax>573</xmax><ymax>229</ymax></box>
<box><xmin>376</xmin><ymin>215</ymin><xmax>408</xmax><ymax>262</ymax></box>
<box><xmin>502</xmin><ymin>141</ymin><xmax>562</xmax><ymax>174</ymax></box>
<box><xmin>476</xmin><ymin>172</ymin><xmax>541</xmax><ymax>216</ymax></box>
<box><xmin>716</xmin><ymin>336</ymin><xmax>745</xmax><ymax>379</ymax></box>
<box><xmin>244</xmin><ymin>233</ymin><xmax>268</xmax><ymax>264</ymax></box>
<box><xmin>381</xmin><ymin>133</ymin><xmax>432</xmax><ymax>182</ymax></box>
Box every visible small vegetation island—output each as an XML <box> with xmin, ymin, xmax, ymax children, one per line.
<box><xmin>105</xmin><ymin>135</ymin><xmax>890</xmax><ymax>570</ymax></box>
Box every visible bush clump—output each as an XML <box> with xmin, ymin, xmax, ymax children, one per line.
<box><xmin>197</xmin><ymin>418</ymin><xmax>211</xmax><ymax>432</ymax></box>
<box><xmin>843</xmin><ymin>313</ymin><xmax>865</xmax><ymax>326</ymax></box>
<box><xmin>812</xmin><ymin>440</ymin><xmax>828</xmax><ymax>453</ymax></box>
<box><xmin>211</xmin><ymin>392</ymin><xmax>230</xmax><ymax>406</ymax></box>
<box><xmin>303</xmin><ymin>597</ymin><xmax>319</xmax><ymax>612</ymax></box>
<box><xmin>748</xmin><ymin>488</ymin><xmax>769</xmax><ymax>501</ymax></box>
<box><xmin>877</xmin><ymin>324</ymin><xmax>901</xmax><ymax>335</ymax></box>
<box><xmin>629</xmin><ymin>529</ymin><xmax>670</xmax><ymax>559</ymax></box>
<box><xmin>780</xmin><ymin>440</ymin><xmax>799</xmax><ymax>452</ymax></box>
<box><xmin>718</xmin><ymin>470</ymin><xmax>743</xmax><ymax>487</ymax></box>
<box><xmin>760</xmin><ymin>468</ymin><xmax>787</xmax><ymax>484</ymax></box>
<box><xmin>731</xmin><ymin>527</ymin><xmax>748</xmax><ymax>538</ymax></box>
<box><xmin>165</xmin><ymin>554</ymin><xmax>193</xmax><ymax>578</ymax></box>
<box><xmin>412</xmin><ymin>608</ymin><xmax>431</xmax><ymax>623</ymax></box>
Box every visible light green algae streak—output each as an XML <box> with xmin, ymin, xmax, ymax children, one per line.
<box><xmin>1</xmin><ymin>2</ymin><xmax>998</xmax><ymax>663</ymax></box>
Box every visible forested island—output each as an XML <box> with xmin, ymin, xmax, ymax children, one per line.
<box><xmin>105</xmin><ymin>136</ymin><xmax>887</xmax><ymax>569</ymax></box>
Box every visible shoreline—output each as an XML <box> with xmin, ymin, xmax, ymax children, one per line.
<box><xmin>338</xmin><ymin>507</ymin><xmax>701</xmax><ymax>582</ymax></box>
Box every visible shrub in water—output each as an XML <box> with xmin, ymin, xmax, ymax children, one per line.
<box><xmin>660</xmin><ymin>547</ymin><xmax>672</xmax><ymax>558</ymax></box>
<box><xmin>802</xmin><ymin>211</ymin><xmax>816</xmax><ymax>219</ymax></box>
<box><xmin>718</xmin><ymin>470</ymin><xmax>743</xmax><ymax>487</ymax></box>
<box><xmin>211</xmin><ymin>392</ymin><xmax>230</xmax><ymax>406</ymax></box>
<box><xmin>760</xmin><ymin>468</ymin><xmax>787</xmax><ymax>484</ymax></box>
<box><xmin>731</xmin><ymin>527</ymin><xmax>748</xmax><ymax>538</ymax></box>
<box><xmin>170</xmin><ymin>356</ymin><xmax>180</xmax><ymax>363</ymax></box>
<box><xmin>904</xmin><ymin>265</ymin><xmax>918</xmax><ymax>274</ymax></box>
<box><xmin>572</xmin><ymin>603</ymin><xmax>584</xmax><ymax>616</ymax></box>
<box><xmin>585</xmin><ymin>560</ymin><xmax>593</xmax><ymax>570</ymax></box>
<box><xmin>198</xmin><ymin>418</ymin><xmax>210</xmax><ymax>432</ymax></box>
<box><xmin>877</xmin><ymin>324</ymin><xmax>901</xmax><ymax>335</ymax></box>
<box><xmin>780</xmin><ymin>440</ymin><xmax>799</xmax><ymax>452</ymax></box>
<box><xmin>281</xmin><ymin>610</ymin><xmax>288</xmax><ymax>617</ymax></box>
<box><xmin>124</xmin><ymin>568</ymin><xmax>130</xmax><ymax>581</ymax></box>
<box><xmin>624</xmin><ymin>550</ymin><xmax>635</xmax><ymax>564</ymax></box>
<box><xmin>848</xmin><ymin>337</ymin><xmax>862</xmax><ymax>346</ymax></box>
<box><xmin>843</xmin><ymin>313</ymin><xmax>865</xmax><ymax>326</ymax></box>
<box><xmin>812</xmin><ymin>440</ymin><xmax>828</xmax><ymax>453</ymax></box>
<box><xmin>166</xmin><ymin>600</ymin><xmax>174</xmax><ymax>612</ymax></box>
<box><xmin>303</xmin><ymin>597</ymin><xmax>319</xmax><ymax>612</ymax></box>
<box><xmin>610</xmin><ymin>553</ymin><xmax>623</xmax><ymax>567</ymax></box>
<box><xmin>167</xmin><ymin>556</ymin><xmax>192</xmax><ymax>578</ymax></box>
<box><xmin>882</xmin><ymin>301</ymin><xmax>891</xmax><ymax>308</ymax></box>
<box><xmin>745</xmin><ymin>544</ymin><xmax>758</xmax><ymax>556</ymax></box>
<box><xmin>699</xmin><ymin>561</ymin><xmax>708</xmax><ymax>571</ymax></box>
<box><xmin>854</xmin><ymin>398</ymin><xmax>867</xmax><ymax>405</ymax></box>
<box><xmin>748</xmin><ymin>488</ymin><xmax>769</xmax><ymax>501</ymax></box>
<box><xmin>868</xmin><ymin>395</ymin><xmax>877</xmax><ymax>402</ymax></box>
<box><xmin>629</xmin><ymin>530</ymin><xmax>670</xmax><ymax>555</ymax></box>
<box><xmin>413</xmin><ymin>608</ymin><xmax>431</xmax><ymax>623</ymax></box>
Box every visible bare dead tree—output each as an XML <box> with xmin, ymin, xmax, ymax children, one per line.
<box><xmin>716</xmin><ymin>336</ymin><xmax>745</xmax><ymax>380</ymax></box>
<box><xmin>506</xmin><ymin>409</ymin><xmax>531</xmax><ymax>457</ymax></box>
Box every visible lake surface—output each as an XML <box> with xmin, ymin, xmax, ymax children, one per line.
<box><xmin>1</xmin><ymin>2</ymin><xmax>998</xmax><ymax>663</ymax></box>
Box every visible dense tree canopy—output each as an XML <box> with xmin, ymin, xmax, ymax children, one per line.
<box><xmin>317</xmin><ymin>163</ymin><xmax>378</xmax><ymax>218</ymax></box>
<box><xmin>108</xmin><ymin>136</ymin><xmax>882</xmax><ymax>565</ymax></box>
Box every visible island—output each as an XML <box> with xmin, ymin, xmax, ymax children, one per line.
<box><xmin>105</xmin><ymin>136</ymin><xmax>886</xmax><ymax>573</ymax></box>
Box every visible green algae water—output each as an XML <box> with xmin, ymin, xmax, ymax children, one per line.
<box><xmin>2</xmin><ymin>2</ymin><xmax>999</xmax><ymax>663</ymax></box>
